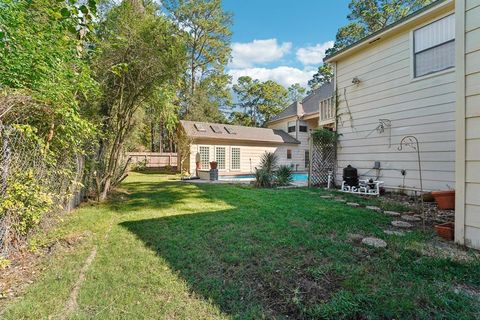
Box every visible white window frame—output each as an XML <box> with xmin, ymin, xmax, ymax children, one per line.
<box><xmin>230</xmin><ymin>147</ymin><xmax>241</xmax><ymax>171</ymax></box>
<box><xmin>199</xmin><ymin>146</ymin><xmax>210</xmax><ymax>170</ymax></box>
<box><xmin>215</xmin><ymin>146</ymin><xmax>226</xmax><ymax>170</ymax></box>
<box><xmin>410</xmin><ymin>12</ymin><xmax>455</xmax><ymax>81</ymax></box>
<box><xmin>287</xmin><ymin>121</ymin><xmax>296</xmax><ymax>133</ymax></box>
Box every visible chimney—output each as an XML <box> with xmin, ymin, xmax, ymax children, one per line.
<box><xmin>296</xmin><ymin>101</ymin><xmax>304</xmax><ymax>118</ymax></box>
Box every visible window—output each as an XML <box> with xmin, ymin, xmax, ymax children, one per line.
<box><xmin>305</xmin><ymin>150</ymin><xmax>309</xmax><ymax>168</ymax></box>
<box><xmin>231</xmin><ymin>147</ymin><xmax>240</xmax><ymax>170</ymax></box>
<box><xmin>199</xmin><ymin>146</ymin><xmax>210</xmax><ymax>169</ymax></box>
<box><xmin>288</xmin><ymin>121</ymin><xmax>296</xmax><ymax>133</ymax></box>
<box><xmin>299</xmin><ymin>121</ymin><xmax>308</xmax><ymax>132</ymax></box>
<box><xmin>413</xmin><ymin>14</ymin><xmax>455</xmax><ymax>78</ymax></box>
<box><xmin>287</xmin><ymin>149</ymin><xmax>292</xmax><ymax>159</ymax></box>
<box><xmin>215</xmin><ymin>147</ymin><xmax>226</xmax><ymax>170</ymax></box>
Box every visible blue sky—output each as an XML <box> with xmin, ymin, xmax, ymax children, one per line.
<box><xmin>222</xmin><ymin>0</ymin><xmax>351</xmax><ymax>88</ymax></box>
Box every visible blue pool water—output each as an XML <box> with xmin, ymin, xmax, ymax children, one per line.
<box><xmin>220</xmin><ymin>172</ymin><xmax>308</xmax><ymax>182</ymax></box>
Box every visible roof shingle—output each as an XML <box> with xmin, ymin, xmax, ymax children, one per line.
<box><xmin>180</xmin><ymin>120</ymin><xmax>300</xmax><ymax>145</ymax></box>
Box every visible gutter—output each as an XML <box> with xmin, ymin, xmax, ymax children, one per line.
<box><xmin>324</xmin><ymin>0</ymin><xmax>451</xmax><ymax>63</ymax></box>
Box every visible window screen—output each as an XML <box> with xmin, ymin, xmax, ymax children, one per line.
<box><xmin>215</xmin><ymin>147</ymin><xmax>226</xmax><ymax>170</ymax></box>
<box><xmin>414</xmin><ymin>14</ymin><xmax>455</xmax><ymax>78</ymax></box>
<box><xmin>199</xmin><ymin>146</ymin><xmax>210</xmax><ymax>169</ymax></box>
<box><xmin>231</xmin><ymin>147</ymin><xmax>240</xmax><ymax>170</ymax></box>
<box><xmin>288</xmin><ymin>121</ymin><xmax>296</xmax><ymax>133</ymax></box>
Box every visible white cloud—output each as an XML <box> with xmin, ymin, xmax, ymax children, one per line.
<box><xmin>230</xmin><ymin>39</ymin><xmax>292</xmax><ymax>68</ymax></box>
<box><xmin>228</xmin><ymin>66</ymin><xmax>316</xmax><ymax>88</ymax></box>
<box><xmin>296</xmin><ymin>41</ymin><xmax>334</xmax><ymax>66</ymax></box>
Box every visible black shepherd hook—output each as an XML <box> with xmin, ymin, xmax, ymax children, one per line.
<box><xmin>398</xmin><ymin>135</ymin><xmax>425</xmax><ymax>229</ymax></box>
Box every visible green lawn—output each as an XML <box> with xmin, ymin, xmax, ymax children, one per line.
<box><xmin>2</xmin><ymin>173</ymin><xmax>480</xmax><ymax>319</ymax></box>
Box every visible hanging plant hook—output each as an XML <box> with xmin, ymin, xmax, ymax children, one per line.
<box><xmin>398</xmin><ymin>135</ymin><xmax>425</xmax><ymax>229</ymax></box>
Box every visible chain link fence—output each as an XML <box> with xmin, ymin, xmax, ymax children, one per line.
<box><xmin>0</xmin><ymin>94</ymin><xmax>85</xmax><ymax>257</ymax></box>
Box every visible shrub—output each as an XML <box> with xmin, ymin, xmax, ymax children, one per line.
<box><xmin>276</xmin><ymin>165</ymin><xmax>293</xmax><ymax>186</ymax></box>
<box><xmin>255</xmin><ymin>152</ymin><xmax>278</xmax><ymax>188</ymax></box>
<box><xmin>259</xmin><ymin>151</ymin><xmax>278</xmax><ymax>174</ymax></box>
<box><xmin>254</xmin><ymin>168</ymin><xmax>273</xmax><ymax>188</ymax></box>
<box><xmin>0</xmin><ymin>170</ymin><xmax>52</xmax><ymax>239</ymax></box>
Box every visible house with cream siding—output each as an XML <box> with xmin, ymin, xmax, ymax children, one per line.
<box><xmin>455</xmin><ymin>0</ymin><xmax>480</xmax><ymax>249</ymax></box>
<box><xmin>267</xmin><ymin>82</ymin><xmax>335</xmax><ymax>172</ymax></box>
<box><xmin>325</xmin><ymin>0</ymin><xmax>457</xmax><ymax>192</ymax></box>
<box><xmin>177</xmin><ymin>83</ymin><xmax>334</xmax><ymax>177</ymax></box>
<box><xmin>178</xmin><ymin>120</ymin><xmax>302</xmax><ymax>176</ymax></box>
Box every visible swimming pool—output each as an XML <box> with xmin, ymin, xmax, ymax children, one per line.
<box><xmin>219</xmin><ymin>172</ymin><xmax>308</xmax><ymax>182</ymax></box>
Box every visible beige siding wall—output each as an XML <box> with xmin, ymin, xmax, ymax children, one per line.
<box><xmin>268</xmin><ymin>117</ymin><xmax>318</xmax><ymax>171</ymax></box>
<box><xmin>334</xmin><ymin>9</ymin><xmax>456</xmax><ymax>191</ymax></box>
<box><xmin>457</xmin><ymin>0</ymin><xmax>480</xmax><ymax>249</ymax></box>
<box><xmin>186</xmin><ymin>140</ymin><xmax>301</xmax><ymax>175</ymax></box>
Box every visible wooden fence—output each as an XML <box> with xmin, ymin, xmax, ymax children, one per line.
<box><xmin>127</xmin><ymin>152</ymin><xmax>178</xmax><ymax>169</ymax></box>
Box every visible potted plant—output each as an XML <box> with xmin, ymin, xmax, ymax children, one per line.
<box><xmin>431</xmin><ymin>188</ymin><xmax>455</xmax><ymax>210</ymax></box>
<box><xmin>434</xmin><ymin>222</ymin><xmax>454</xmax><ymax>241</ymax></box>
<box><xmin>209</xmin><ymin>161</ymin><xmax>218</xmax><ymax>170</ymax></box>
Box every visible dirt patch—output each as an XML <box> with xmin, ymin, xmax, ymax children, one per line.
<box><xmin>61</xmin><ymin>246</ymin><xmax>97</xmax><ymax>319</ymax></box>
<box><xmin>453</xmin><ymin>284</ymin><xmax>480</xmax><ymax>299</ymax></box>
<box><xmin>0</xmin><ymin>231</ymin><xmax>90</xmax><ymax>306</ymax></box>
<box><xmin>378</xmin><ymin>193</ymin><xmax>455</xmax><ymax>226</ymax></box>
<box><xmin>229</xmin><ymin>250</ymin><xmax>343</xmax><ymax>318</ymax></box>
<box><xmin>412</xmin><ymin>239</ymin><xmax>480</xmax><ymax>262</ymax></box>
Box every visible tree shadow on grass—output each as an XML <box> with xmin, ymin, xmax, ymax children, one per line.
<box><xmin>118</xmin><ymin>177</ymin><xmax>480</xmax><ymax>319</ymax></box>
<box><xmin>120</xmin><ymin>209</ymin><xmax>344</xmax><ymax>319</ymax></box>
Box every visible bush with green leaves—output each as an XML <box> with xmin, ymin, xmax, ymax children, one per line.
<box><xmin>254</xmin><ymin>152</ymin><xmax>278</xmax><ymax>188</ymax></box>
<box><xmin>255</xmin><ymin>152</ymin><xmax>295</xmax><ymax>187</ymax></box>
<box><xmin>276</xmin><ymin>165</ymin><xmax>293</xmax><ymax>186</ymax></box>
<box><xmin>0</xmin><ymin>170</ymin><xmax>52</xmax><ymax>240</ymax></box>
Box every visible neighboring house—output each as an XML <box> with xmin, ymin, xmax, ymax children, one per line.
<box><xmin>177</xmin><ymin>120</ymin><xmax>301</xmax><ymax>176</ymax></box>
<box><xmin>267</xmin><ymin>82</ymin><xmax>335</xmax><ymax>172</ymax></box>
<box><xmin>325</xmin><ymin>0</ymin><xmax>457</xmax><ymax>192</ymax></box>
<box><xmin>455</xmin><ymin>0</ymin><xmax>480</xmax><ymax>249</ymax></box>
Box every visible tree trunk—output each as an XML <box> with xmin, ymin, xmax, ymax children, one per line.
<box><xmin>150</xmin><ymin>119</ymin><xmax>155</xmax><ymax>152</ymax></box>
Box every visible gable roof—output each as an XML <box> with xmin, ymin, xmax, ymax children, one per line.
<box><xmin>268</xmin><ymin>82</ymin><xmax>334</xmax><ymax>123</ymax></box>
<box><xmin>180</xmin><ymin>120</ymin><xmax>300</xmax><ymax>145</ymax></box>
<box><xmin>325</xmin><ymin>0</ymin><xmax>451</xmax><ymax>63</ymax></box>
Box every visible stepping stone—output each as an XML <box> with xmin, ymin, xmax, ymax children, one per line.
<box><xmin>362</xmin><ymin>237</ymin><xmax>387</xmax><ymax>248</ymax></box>
<box><xmin>347</xmin><ymin>202</ymin><xmax>360</xmax><ymax>207</ymax></box>
<box><xmin>366</xmin><ymin>206</ymin><xmax>382</xmax><ymax>212</ymax></box>
<box><xmin>391</xmin><ymin>220</ymin><xmax>413</xmax><ymax>229</ymax></box>
<box><xmin>335</xmin><ymin>198</ymin><xmax>347</xmax><ymax>203</ymax></box>
<box><xmin>401</xmin><ymin>215</ymin><xmax>422</xmax><ymax>222</ymax></box>
<box><xmin>320</xmin><ymin>195</ymin><xmax>333</xmax><ymax>199</ymax></box>
<box><xmin>384</xmin><ymin>230</ymin><xmax>405</xmax><ymax>236</ymax></box>
<box><xmin>384</xmin><ymin>211</ymin><xmax>401</xmax><ymax>217</ymax></box>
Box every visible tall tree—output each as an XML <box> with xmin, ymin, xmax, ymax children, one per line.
<box><xmin>308</xmin><ymin>64</ymin><xmax>333</xmax><ymax>91</ymax></box>
<box><xmin>287</xmin><ymin>83</ymin><xmax>306</xmax><ymax>103</ymax></box>
<box><xmin>327</xmin><ymin>0</ymin><xmax>434</xmax><ymax>55</ymax></box>
<box><xmin>232</xmin><ymin>76</ymin><xmax>289</xmax><ymax>127</ymax></box>
<box><xmin>94</xmin><ymin>0</ymin><xmax>185</xmax><ymax>200</ymax></box>
<box><xmin>166</xmin><ymin>0</ymin><xmax>233</xmax><ymax>120</ymax></box>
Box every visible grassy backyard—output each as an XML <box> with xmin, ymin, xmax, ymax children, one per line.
<box><xmin>2</xmin><ymin>173</ymin><xmax>480</xmax><ymax>319</ymax></box>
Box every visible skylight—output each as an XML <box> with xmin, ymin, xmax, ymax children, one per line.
<box><xmin>211</xmin><ymin>125</ymin><xmax>223</xmax><ymax>133</ymax></box>
<box><xmin>224</xmin><ymin>127</ymin><xmax>236</xmax><ymax>134</ymax></box>
<box><xmin>194</xmin><ymin>123</ymin><xmax>206</xmax><ymax>132</ymax></box>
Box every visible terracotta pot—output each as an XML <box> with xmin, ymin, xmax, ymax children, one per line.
<box><xmin>431</xmin><ymin>190</ymin><xmax>455</xmax><ymax>210</ymax></box>
<box><xmin>434</xmin><ymin>222</ymin><xmax>454</xmax><ymax>241</ymax></box>
<box><xmin>209</xmin><ymin>161</ymin><xmax>218</xmax><ymax>170</ymax></box>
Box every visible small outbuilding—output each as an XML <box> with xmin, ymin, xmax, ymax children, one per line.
<box><xmin>177</xmin><ymin>120</ymin><xmax>301</xmax><ymax>177</ymax></box>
